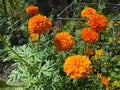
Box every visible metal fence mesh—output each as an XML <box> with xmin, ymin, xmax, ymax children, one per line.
<box><xmin>56</xmin><ymin>2</ymin><xmax>120</xmax><ymax>89</ymax></box>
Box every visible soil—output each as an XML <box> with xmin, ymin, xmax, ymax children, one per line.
<box><xmin>0</xmin><ymin>61</ymin><xmax>14</xmax><ymax>80</ymax></box>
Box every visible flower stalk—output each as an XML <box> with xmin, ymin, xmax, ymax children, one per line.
<box><xmin>0</xmin><ymin>34</ymin><xmax>29</xmax><ymax>66</ymax></box>
<box><xmin>37</xmin><ymin>34</ymin><xmax>41</xmax><ymax>52</ymax></box>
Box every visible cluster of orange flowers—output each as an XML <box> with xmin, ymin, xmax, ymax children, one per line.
<box><xmin>54</xmin><ymin>32</ymin><xmax>75</xmax><ymax>51</ymax></box>
<box><xmin>80</xmin><ymin>7</ymin><xmax>108</xmax><ymax>43</ymax></box>
<box><xmin>26</xmin><ymin>5</ymin><xmax>52</xmax><ymax>42</ymax></box>
<box><xmin>64</xmin><ymin>55</ymin><xmax>92</xmax><ymax>79</ymax></box>
<box><xmin>26</xmin><ymin>5</ymin><xmax>39</xmax><ymax>15</ymax></box>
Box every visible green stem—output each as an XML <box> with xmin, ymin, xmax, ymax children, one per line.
<box><xmin>0</xmin><ymin>34</ymin><xmax>29</xmax><ymax>66</ymax></box>
<box><xmin>6</xmin><ymin>84</ymin><xmax>25</xmax><ymax>88</ymax></box>
<box><xmin>37</xmin><ymin>34</ymin><xmax>41</xmax><ymax>52</ymax></box>
<box><xmin>0</xmin><ymin>78</ymin><xmax>26</xmax><ymax>88</ymax></box>
<box><xmin>2</xmin><ymin>0</ymin><xmax>8</xmax><ymax>18</ymax></box>
<box><xmin>98</xmin><ymin>0</ymin><xmax>105</xmax><ymax>14</ymax></box>
<box><xmin>112</xmin><ymin>14</ymin><xmax>120</xmax><ymax>20</ymax></box>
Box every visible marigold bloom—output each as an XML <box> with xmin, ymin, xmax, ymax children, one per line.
<box><xmin>28</xmin><ymin>14</ymin><xmax>52</xmax><ymax>34</ymax></box>
<box><xmin>64</xmin><ymin>55</ymin><xmax>92</xmax><ymax>79</ymax></box>
<box><xmin>95</xmin><ymin>49</ymin><xmax>104</xmax><ymax>56</ymax></box>
<box><xmin>81</xmin><ymin>7</ymin><xmax>97</xmax><ymax>19</ymax></box>
<box><xmin>97</xmin><ymin>73</ymin><xmax>102</xmax><ymax>78</ymax></box>
<box><xmin>100</xmin><ymin>76</ymin><xmax>111</xmax><ymax>86</ymax></box>
<box><xmin>26</xmin><ymin>5</ymin><xmax>39</xmax><ymax>14</ymax></box>
<box><xmin>54</xmin><ymin>32</ymin><xmax>75</xmax><ymax>51</ymax></box>
<box><xmin>106</xmin><ymin>87</ymin><xmax>115</xmax><ymax>90</ymax></box>
<box><xmin>109</xmin><ymin>20</ymin><xmax>114</xmax><ymax>26</ymax></box>
<box><xmin>104</xmin><ymin>61</ymin><xmax>109</xmax><ymax>67</ymax></box>
<box><xmin>30</xmin><ymin>33</ymin><xmax>39</xmax><ymax>42</ymax></box>
<box><xmin>80</xmin><ymin>28</ymin><xmax>99</xmax><ymax>43</ymax></box>
<box><xmin>89</xmin><ymin>14</ymin><xmax>108</xmax><ymax>31</ymax></box>
<box><xmin>113</xmin><ymin>81</ymin><xmax>119</xmax><ymax>86</ymax></box>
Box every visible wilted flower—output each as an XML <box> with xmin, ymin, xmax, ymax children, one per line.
<box><xmin>28</xmin><ymin>14</ymin><xmax>52</xmax><ymax>34</ymax></box>
<box><xmin>64</xmin><ymin>55</ymin><xmax>92</xmax><ymax>79</ymax></box>
<box><xmin>80</xmin><ymin>28</ymin><xmax>99</xmax><ymax>43</ymax></box>
<box><xmin>26</xmin><ymin>5</ymin><xmax>39</xmax><ymax>14</ymax></box>
<box><xmin>54</xmin><ymin>32</ymin><xmax>75</xmax><ymax>51</ymax></box>
<box><xmin>89</xmin><ymin>14</ymin><xmax>108</xmax><ymax>31</ymax></box>
<box><xmin>86</xmin><ymin>48</ymin><xmax>95</xmax><ymax>57</ymax></box>
<box><xmin>81</xmin><ymin>7</ymin><xmax>97</xmax><ymax>19</ymax></box>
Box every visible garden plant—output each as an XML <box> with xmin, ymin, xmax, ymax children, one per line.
<box><xmin>0</xmin><ymin>0</ymin><xmax>120</xmax><ymax>90</ymax></box>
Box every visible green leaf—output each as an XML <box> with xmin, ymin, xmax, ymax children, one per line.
<box><xmin>0</xmin><ymin>79</ymin><xmax>20</xmax><ymax>88</ymax></box>
<box><xmin>42</xmin><ymin>71</ymin><xmax>51</xmax><ymax>77</ymax></box>
<box><xmin>114</xmin><ymin>68</ymin><xmax>120</xmax><ymax>72</ymax></box>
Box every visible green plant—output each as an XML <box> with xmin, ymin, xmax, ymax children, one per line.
<box><xmin>0</xmin><ymin>1</ymin><xmax>120</xmax><ymax>90</ymax></box>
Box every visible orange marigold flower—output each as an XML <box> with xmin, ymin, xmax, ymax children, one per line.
<box><xmin>80</xmin><ymin>28</ymin><xmax>99</xmax><ymax>43</ymax></box>
<box><xmin>28</xmin><ymin>14</ymin><xmax>52</xmax><ymax>34</ymax></box>
<box><xmin>26</xmin><ymin>5</ymin><xmax>39</xmax><ymax>14</ymax></box>
<box><xmin>64</xmin><ymin>55</ymin><xmax>92</xmax><ymax>79</ymax></box>
<box><xmin>89</xmin><ymin>14</ymin><xmax>108</xmax><ymax>31</ymax></box>
<box><xmin>100</xmin><ymin>76</ymin><xmax>111</xmax><ymax>86</ymax></box>
<box><xmin>54</xmin><ymin>32</ymin><xmax>75</xmax><ymax>51</ymax></box>
<box><xmin>81</xmin><ymin>7</ymin><xmax>97</xmax><ymax>19</ymax></box>
<box><xmin>30</xmin><ymin>33</ymin><xmax>39</xmax><ymax>42</ymax></box>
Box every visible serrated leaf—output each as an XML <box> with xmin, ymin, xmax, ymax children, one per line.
<box><xmin>42</xmin><ymin>71</ymin><xmax>51</xmax><ymax>77</ymax></box>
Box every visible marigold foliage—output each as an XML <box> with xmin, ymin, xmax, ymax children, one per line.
<box><xmin>54</xmin><ymin>32</ymin><xmax>75</xmax><ymax>51</ymax></box>
<box><xmin>64</xmin><ymin>55</ymin><xmax>92</xmax><ymax>79</ymax></box>
<box><xmin>80</xmin><ymin>28</ymin><xmax>99</xmax><ymax>43</ymax></box>
<box><xmin>89</xmin><ymin>14</ymin><xmax>108</xmax><ymax>31</ymax></box>
<box><xmin>28</xmin><ymin>14</ymin><xmax>52</xmax><ymax>34</ymax></box>
<box><xmin>81</xmin><ymin>7</ymin><xmax>97</xmax><ymax>19</ymax></box>
<box><xmin>26</xmin><ymin>5</ymin><xmax>39</xmax><ymax>14</ymax></box>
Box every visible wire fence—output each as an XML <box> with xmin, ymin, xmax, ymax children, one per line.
<box><xmin>57</xmin><ymin>1</ymin><xmax>120</xmax><ymax>49</ymax></box>
<box><xmin>56</xmin><ymin>2</ymin><xmax>120</xmax><ymax>89</ymax></box>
